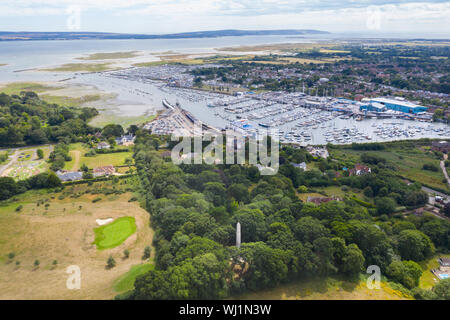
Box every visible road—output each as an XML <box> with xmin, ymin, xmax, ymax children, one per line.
<box><xmin>0</xmin><ymin>149</ymin><xmax>20</xmax><ymax>176</ymax></box>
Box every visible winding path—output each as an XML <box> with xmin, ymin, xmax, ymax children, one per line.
<box><xmin>0</xmin><ymin>150</ymin><xmax>19</xmax><ymax>176</ymax></box>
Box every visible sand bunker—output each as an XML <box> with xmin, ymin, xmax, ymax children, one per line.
<box><xmin>96</xmin><ymin>218</ymin><xmax>114</xmax><ymax>226</ymax></box>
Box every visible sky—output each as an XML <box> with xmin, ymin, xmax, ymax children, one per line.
<box><xmin>0</xmin><ymin>0</ymin><xmax>449</xmax><ymax>37</ymax></box>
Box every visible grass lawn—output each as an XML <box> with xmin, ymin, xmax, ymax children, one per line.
<box><xmin>297</xmin><ymin>186</ymin><xmax>367</xmax><ymax>203</ymax></box>
<box><xmin>319</xmin><ymin>186</ymin><xmax>366</xmax><ymax>199</ymax></box>
<box><xmin>235</xmin><ymin>276</ymin><xmax>411</xmax><ymax>300</ymax></box>
<box><xmin>65</xmin><ymin>143</ymin><xmax>133</xmax><ymax>171</ymax></box>
<box><xmin>94</xmin><ymin>216</ymin><xmax>137</xmax><ymax>250</ymax></box>
<box><xmin>113</xmin><ymin>263</ymin><xmax>154</xmax><ymax>293</ymax></box>
<box><xmin>80</xmin><ymin>152</ymin><xmax>133</xmax><ymax>169</ymax></box>
<box><xmin>297</xmin><ymin>192</ymin><xmax>323</xmax><ymax>202</ymax></box>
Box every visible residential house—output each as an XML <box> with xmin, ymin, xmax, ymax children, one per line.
<box><xmin>439</xmin><ymin>257</ymin><xmax>450</xmax><ymax>269</ymax></box>
<box><xmin>115</xmin><ymin>134</ymin><xmax>136</xmax><ymax>146</ymax></box>
<box><xmin>432</xmin><ymin>257</ymin><xmax>450</xmax><ymax>280</ymax></box>
<box><xmin>306</xmin><ymin>146</ymin><xmax>329</xmax><ymax>159</ymax></box>
<box><xmin>291</xmin><ymin>162</ymin><xmax>307</xmax><ymax>171</ymax></box>
<box><xmin>93</xmin><ymin>165</ymin><xmax>116</xmax><ymax>178</ymax></box>
<box><xmin>348</xmin><ymin>163</ymin><xmax>371</xmax><ymax>176</ymax></box>
<box><xmin>431</xmin><ymin>140</ymin><xmax>450</xmax><ymax>153</ymax></box>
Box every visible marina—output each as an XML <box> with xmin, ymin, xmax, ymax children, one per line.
<box><xmin>72</xmin><ymin>70</ymin><xmax>449</xmax><ymax>145</ymax></box>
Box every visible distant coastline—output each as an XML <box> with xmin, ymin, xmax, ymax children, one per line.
<box><xmin>0</xmin><ymin>29</ymin><xmax>329</xmax><ymax>41</ymax></box>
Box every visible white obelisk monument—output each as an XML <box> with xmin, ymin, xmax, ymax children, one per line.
<box><xmin>236</xmin><ymin>222</ymin><xmax>241</xmax><ymax>248</ymax></box>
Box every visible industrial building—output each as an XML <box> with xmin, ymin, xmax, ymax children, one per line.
<box><xmin>359</xmin><ymin>102</ymin><xmax>387</xmax><ymax>113</ymax></box>
<box><xmin>363</xmin><ymin>97</ymin><xmax>428</xmax><ymax>114</ymax></box>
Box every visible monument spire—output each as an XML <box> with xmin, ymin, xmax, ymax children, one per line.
<box><xmin>236</xmin><ymin>222</ymin><xmax>241</xmax><ymax>248</ymax></box>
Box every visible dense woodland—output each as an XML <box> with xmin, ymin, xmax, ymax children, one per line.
<box><xmin>0</xmin><ymin>92</ymin><xmax>99</xmax><ymax>147</ymax></box>
<box><xmin>122</xmin><ymin>132</ymin><xmax>450</xmax><ymax>300</ymax></box>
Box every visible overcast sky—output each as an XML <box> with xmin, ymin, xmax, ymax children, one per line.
<box><xmin>0</xmin><ymin>0</ymin><xmax>449</xmax><ymax>36</ymax></box>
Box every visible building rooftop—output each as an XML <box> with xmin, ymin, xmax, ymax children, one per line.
<box><xmin>56</xmin><ymin>170</ymin><xmax>83</xmax><ymax>182</ymax></box>
<box><xmin>370</xmin><ymin>97</ymin><xmax>425</xmax><ymax>109</ymax></box>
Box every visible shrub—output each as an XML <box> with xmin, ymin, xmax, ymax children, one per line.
<box><xmin>107</xmin><ymin>255</ymin><xmax>116</xmax><ymax>269</ymax></box>
<box><xmin>422</xmin><ymin>163</ymin><xmax>438</xmax><ymax>172</ymax></box>
<box><xmin>37</xmin><ymin>149</ymin><xmax>44</xmax><ymax>159</ymax></box>
<box><xmin>142</xmin><ymin>246</ymin><xmax>151</xmax><ymax>260</ymax></box>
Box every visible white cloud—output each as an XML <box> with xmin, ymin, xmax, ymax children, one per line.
<box><xmin>0</xmin><ymin>0</ymin><xmax>448</xmax><ymax>34</ymax></box>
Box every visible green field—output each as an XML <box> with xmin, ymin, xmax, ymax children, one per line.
<box><xmin>65</xmin><ymin>143</ymin><xmax>133</xmax><ymax>171</ymax></box>
<box><xmin>93</xmin><ymin>216</ymin><xmax>137</xmax><ymax>250</ymax></box>
<box><xmin>330</xmin><ymin>143</ymin><xmax>448</xmax><ymax>191</ymax></box>
<box><xmin>113</xmin><ymin>263</ymin><xmax>154</xmax><ymax>293</ymax></box>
